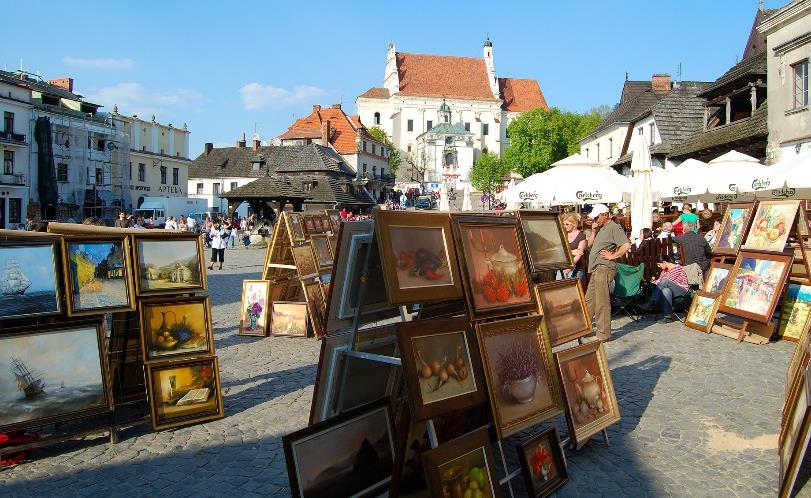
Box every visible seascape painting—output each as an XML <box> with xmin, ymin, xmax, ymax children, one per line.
<box><xmin>389</xmin><ymin>226</ymin><xmax>453</xmax><ymax>289</ymax></box>
<box><xmin>67</xmin><ymin>240</ymin><xmax>130</xmax><ymax>312</ymax></box>
<box><xmin>520</xmin><ymin>216</ymin><xmax>570</xmax><ymax>271</ymax></box>
<box><xmin>461</xmin><ymin>225</ymin><xmax>531</xmax><ymax>311</ymax></box>
<box><xmin>780</xmin><ymin>284</ymin><xmax>811</xmax><ymax>341</ymax></box>
<box><xmin>149</xmin><ymin>358</ymin><xmax>222</xmax><ymax>429</ymax></box>
<box><xmin>142</xmin><ymin>298</ymin><xmax>212</xmax><ymax>360</ymax></box>
<box><xmin>0</xmin><ymin>326</ymin><xmax>106</xmax><ymax>431</ymax></box>
<box><xmin>0</xmin><ymin>243</ymin><xmax>60</xmax><ymax>320</ymax></box>
<box><xmin>136</xmin><ymin>239</ymin><xmax>203</xmax><ymax>293</ymax></box>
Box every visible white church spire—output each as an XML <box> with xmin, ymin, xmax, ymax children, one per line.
<box><xmin>483</xmin><ymin>37</ymin><xmax>499</xmax><ymax>98</ymax></box>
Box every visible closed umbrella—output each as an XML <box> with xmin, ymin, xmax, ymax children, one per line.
<box><xmin>439</xmin><ymin>183</ymin><xmax>449</xmax><ymax>211</ymax></box>
<box><xmin>462</xmin><ymin>183</ymin><xmax>472</xmax><ymax>211</ymax></box>
<box><xmin>630</xmin><ymin>137</ymin><xmax>653</xmax><ymax>244</ymax></box>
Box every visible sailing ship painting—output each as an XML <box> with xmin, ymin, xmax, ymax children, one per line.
<box><xmin>0</xmin><ymin>243</ymin><xmax>60</xmax><ymax>320</ymax></box>
<box><xmin>0</xmin><ymin>326</ymin><xmax>107</xmax><ymax>431</ymax></box>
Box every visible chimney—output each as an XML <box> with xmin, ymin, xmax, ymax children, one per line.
<box><xmin>204</xmin><ymin>142</ymin><xmax>213</xmax><ymax>155</ymax></box>
<box><xmin>48</xmin><ymin>77</ymin><xmax>74</xmax><ymax>93</ymax></box>
<box><xmin>253</xmin><ymin>138</ymin><xmax>261</xmax><ymax>150</ymax></box>
<box><xmin>236</xmin><ymin>132</ymin><xmax>247</xmax><ymax>148</ymax></box>
<box><xmin>312</xmin><ymin>104</ymin><xmax>321</xmax><ymax>113</ymax></box>
<box><xmin>651</xmin><ymin>74</ymin><xmax>672</xmax><ymax>93</ymax></box>
<box><xmin>331</xmin><ymin>103</ymin><xmax>341</xmax><ymax>110</ymax></box>
<box><xmin>321</xmin><ymin>120</ymin><xmax>331</xmax><ymax>146</ymax></box>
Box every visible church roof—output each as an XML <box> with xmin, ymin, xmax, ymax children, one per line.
<box><xmin>498</xmin><ymin>78</ymin><xmax>548</xmax><ymax>112</ymax></box>
<box><xmin>395</xmin><ymin>52</ymin><xmax>500</xmax><ymax>101</ymax></box>
<box><xmin>277</xmin><ymin>104</ymin><xmax>381</xmax><ymax>154</ymax></box>
<box><xmin>423</xmin><ymin>122</ymin><xmax>472</xmax><ymax>137</ymax></box>
<box><xmin>358</xmin><ymin>87</ymin><xmax>390</xmax><ymax>99</ymax></box>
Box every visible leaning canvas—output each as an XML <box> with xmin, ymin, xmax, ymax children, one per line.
<box><xmin>0</xmin><ymin>240</ymin><xmax>62</xmax><ymax>321</ymax></box>
<box><xmin>63</xmin><ymin>237</ymin><xmax>135</xmax><ymax>315</ymax></box>
<box><xmin>742</xmin><ymin>200</ymin><xmax>801</xmax><ymax>253</ymax></box>
<box><xmin>133</xmin><ymin>234</ymin><xmax>207</xmax><ymax>296</ymax></box>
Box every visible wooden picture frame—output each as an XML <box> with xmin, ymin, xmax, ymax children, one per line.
<box><xmin>292</xmin><ymin>244</ymin><xmax>319</xmax><ymax>280</ymax></box>
<box><xmin>131</xmin><ymin>232</ymin><xmax>207</xmax><ymax>296</ymax></box>
<box><xmin>0</xmin><ymin>320</ymin><xmax>111</xmax><ymax>433</ymax></box>
<box><xmin>518</xmin><ymin>210</ymin><xmax>574</xmax><ymax>272</ymax></box>
<box><xmin>397</xmin><ymin>317</ymin><xmax>486</xmax><ymax>421</ymax></box>
<box><xmin>476</xmin><ymin>315</ymin><xmax>563</xmax><ymax>439</ymax></box>
<box><xmin>719</xmin><ymin>250</ymin><xmax>793</xmax><ymax>323</ymax></box>
<box><xmin>145</xmin><ymin>356</ymin><xmax>224</xmax><ymax>431</ymax></box>
<box><xmin>555</xmin><ymin>341</ymin><xmax>620</xmax><ymax>447</ymax></box>
<box><xmin>375</xmin><ymin>210</ymin><xmax>463</xmax><ymax>305</ymax></box>
<box><xmin>285</xmin><ymin>398</ymin><xmax>395</xmax><ymax>498</ymax></box>
<box><xmin>533</xmin><ymin>279</ymin><xmax>591</xmax><ymax>347</ymax></box>
<box><xmin>703</xmin><ymin>262</ymin><xmax>732</xmax><ymax>296</ymax></box>
<box><xmin>742</xmin><ymin>200</ymin><xmax>801</xmax><ymax>253</ymax></box>
<box><xmin>787</xmin><ymin>320</ymin><xmax>811</xmax><ymax>399</ymax></box>
<box><xmin>451</xmin><ymin>213</ymin><xmax>534</xmax><ymax>321</ymax></box>
<box><xmin>517</xmin><ymin>427</ymin><xmax>569</xmax><ymax>498</ymax></box>
<box><xmin>325</xmin><ymin>209</ymin><xmax>341</xmax><ymax>233</ymax></box>
<box><xmin>779</xmin><ymin>366</ymin><xmax>811</xmax><ymax>498</ymax></box>
<box><xmin>62</xmin><ymin>235</ymin><xmax>135</xmax><ymax>316</ymax></box>
<box><xmin>240</xmin><ymin>279</ymin><xmax>271</xmax><ymax>337</ymax></box>
<box><xmin>712</xmin><ymin>202</ymin><xmax>755</xmax><ymax>256</ymax></box>
<box><xmin>684</xmin><ymin>291</ymin><xmax>721</xmax><ymax>333</ymax></box>
<box><xmin>286</xmin><ymin>212</ymin><xmax>306</xmax><ymax>243</ymax></box>
<box><xmin>139</xmin><ymin>295</ymin><xmax>215</xmax><ymax>362</ymax></box>
<box><xmin>270</xmin><ymin>301</ymin><xmax>309</xmax><ymax>337</ymax></box>
<box><xmin>422</xmin><ymin>428</ymin><xmax>503</xmax><ymax>498</ymax></box>
<box><xmin>779</xmin><ymin>283</ymin><xmax>811</xmax><ymax>342</ymax></box>
<box><xmin>0</xmin><ymin>237</ymin><xmax>63</xmax><ymax>321</ymax></box>
<box><xmin>309</xmin><ymin>233</ymin><xmax>333</xmax><ymax>270</ymax></box>
<box><xmin>302</xmin><ymin>280</ymin><xmax>327</xmax><ymax>338</ymax></box>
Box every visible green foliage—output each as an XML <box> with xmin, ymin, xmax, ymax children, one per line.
<box><xmin>503</xmin><ymin>107</ymin><xmax>602</xmax><ymax>178</ymax></box>
<box><xmin>470</xmin><ymin>152</ymin><xmax>510</xmax><ymax>194</ymax></box>
<box><xmin>367</xmin><ymin>126</ymin><xmax>400</xmax><ymax>174</ymax></box>
<box><xmin>587</xmin><ymin>104</ymin><xmax>613</xmax><ymax>119</ymax></box>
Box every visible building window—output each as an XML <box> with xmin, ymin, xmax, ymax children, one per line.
<box><xmin>160</xmin><ymin>166</ymin><xmax>167</xmax><ymax>185</ymax></box>
<box><xmin>585</xmin><ymin>148</ymin><xmax>589</xmax><ymax>158</ymax></box>
<box><xmin>372</xmin><ymin>144</ymin><xmax>377</xmax><ymax>155</ymax></box>
<box><xmin>407</xmin><ymin>144</ymin><xmax>412</xmax><ymax>152</ymax></box>
<box><xmin>407</xmin><ymin>119</ymin><xmax>413</xmax><ymax>132</ymax></box>
<box><xmin>608</xmin><ymin>138</ymin><xmax>613</xmax><ymax>158</ymax></box>
<box><xmin>363</xmin><ymin>141</ymin><xmax>367</xmax><ymax>152</ymax></box>
<box><xmin>464</xmin><ymin>122</ymin><xmax>470</xmax><ymax>131</ymax></box>
<box><xmin>596</xmin><ymin>143</ymin><xmax>601</xmax><ymax>162</ymax></box>
<box><xmin>95</xmin><ymin>167</ymin><xmax>103</xmax><ymax>184</ymax></box>
<box><xmin>129</xmin><ymin>161</ymin><xmax>132</xmax><ymax>180</ymax></box>
<box><xmin>637</xmin><ymin>127</ymin><xmax>643</xmax><ymax>135</ymax></box>
<box><xmin>363</xmin><ymin>163</ymin><xmax>367</xmax><ymax>173</ymax></box>
<box><xmin>3</xmin><ymin>150</ymin><xmax>13</xmax><ymax>175</ymax></box>
<box><xmin>97</xmin><ymin>138</ymin><xmax>106</xmax><ymax>151</ymax></box>
<box><xmin>427</xmin><ymin>120</ymin><xmax>433</xmax><ymax>130</ymax></box>
<box><xmin>381</xmin><ymin>167</ymin><xmax>385</xmax><ymax>178</ymax></box>
<box><xmin>649</xmin><ymin>123</ymin><xmax>655</xmax><ymax>144</ymax></box>
<box><xmin>213</xmin><ymin>183</ymin><xmax>221</xmax><ymax>194</ymax></box>
<box><xmin>57</xmin><ymin>162</ymin><xmax>68</xmax><ymax>182</ymax></box>
<box><xmin>794</xmin><ymin>60</ymin><xmax>809</xmax><ymax>109</ymax></box>
<box><xmin>374</xmin><ymin>112</ymin><xmax>380</xmax><ymax>125</ymax></box>
<box><xmin>138</xmin><ymin>163</ymin><xmax>146</xmax><ymax>182</ymax></box>
<box><xmin>173</xmin><ymin>168</ymin><xmax>179</xmax><ymax>186</ymax></box>
<box><xmin>3</xmin><ymin>112</ymin><xmax>13</xmax><ymax>132</ymax></box>
<box><xmin>8</xmin><ymin>198</ymin><xmax>21</xmax><ymax>224</ymax></box>
<box><xmin>482</xmin><ymin>123</ymin><xmax>489</xmax><ymax>136</ymax></box>
<box><xmin>445</xmin><ymin>137</ymin><xmax>453</xmax><ymax>145</ymax></box>
<box><xmin>196</xmin><ymin>182</ymin><xmax>204</xmax><ymax>194</ymax></box>
<box><xmin>230</xmin><ymin>181</ymin><xmax>237</xmax><ymax>191</ymax></box>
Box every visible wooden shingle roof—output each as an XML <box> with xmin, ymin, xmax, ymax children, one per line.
<box><xmin>668</xmin><ymin>103</ymin><xmax>768</xmax><ymax>160</ymax></box>
<box><xmin>189</xmin><ymin>144</ymin><xmax>356</xmax><ymax>180</ymax></box>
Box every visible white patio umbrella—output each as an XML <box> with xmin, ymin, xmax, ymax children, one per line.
<box><xmin>630</xmin><ymin>137</ymin><xmax>653</xmax><ymax>244</ymax></box>
<box><xmin>438</xmin><ymin>183</ymin><xmax>449</xmax><ymax>211</ymax></box>
<box><xmin>501</xmin><ymin>178</ymin><xmax>522</xmax><ymax>210</ymax></box>
<box><xmin>698</xmin><ymin>150</ymin><xmax>766</xmax><ymax>202</ymax></box>
<box><xmin>747</xmin><ymin>152</ymin><xmax>811</xmax><ymax>200</ymax></box>
<box><xmin>657</xmin><ymin>158</ymin><xmax>710</xmax><ymax>202</ymax></box>
<box><xmin>461</xmin><ymin>183</ymin><xmax>472</xmax><ymax>211</ymax></box>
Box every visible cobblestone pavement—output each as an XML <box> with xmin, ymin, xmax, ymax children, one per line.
<box><xmin>0</xmin><ymin>248</ymin><xmax>799</xmax><ymax>497</ymax></box>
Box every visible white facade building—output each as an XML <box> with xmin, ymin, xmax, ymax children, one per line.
<box><xmin>0</xmin><ymin>76</ymin><xmax>31</xmax><ymax>229</ymax></box>
<box><xmin>413</xmin><ymin>101</ymin><xmax>475</xmax><ymax>188</ymax></box>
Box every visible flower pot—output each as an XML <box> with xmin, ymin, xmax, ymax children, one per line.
<box><xmin>507</xmin><ymin>375</ymin><xmax>537</xmax><ymax>404</ymax></box>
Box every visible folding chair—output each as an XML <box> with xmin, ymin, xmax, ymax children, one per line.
<box><xmin>611</xmin><ymin>262</ymin><xmax>646</xmax><ymax>321</ymax></box>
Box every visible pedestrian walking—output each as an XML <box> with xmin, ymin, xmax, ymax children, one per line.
<box><xmin>208</xmin><ymin>220</ymin><xmax>228</xmax><ymax>270</ymax></box>
<box><xmin>225</xmin><ymin>218</ymin><xmax>237</xmax><ymax>248</ymax></box>
<box><xmin>114</xmin><ymin>212</ymin><xmax>130</xmax><ymax>228</ymax></box>
<box><xmin>165</xmin><ymin>216</ymin><xmax>178</xmax><ymax>230</ymax></box>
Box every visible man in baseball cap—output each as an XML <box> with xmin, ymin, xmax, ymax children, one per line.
<box><xmin>585</xmin><ymin>204</ymin><xmax>631</xmax><ymax>341</ymax></box>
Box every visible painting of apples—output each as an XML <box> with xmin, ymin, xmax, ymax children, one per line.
<box><xmin>742</xmin><ymin>200</ymin><xmax>800</xmax><ymax>253</ymax></box>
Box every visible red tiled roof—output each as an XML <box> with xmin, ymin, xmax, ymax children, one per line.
<box><xmin>358</xmin><ymin>87</ymin><xmax>390</xmax><ymax>99</ymax></box>
<box><xmin>279</xmin><ymin>106</ymin><xmax>387</xmax><ymax>155</ymax></box>
<box><xmin>498</xmin><ymin>78</ymin><xmax>548</xmax><ymax>112</ymax></box>
<box><xmin>396</xmin><ymin>53</ymin><xmax>500</xmax><ymax>101</ymax></box>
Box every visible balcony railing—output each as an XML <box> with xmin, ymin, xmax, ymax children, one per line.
<box><xmin>0</xmin><ymin>174</ymin><xmax>26</xmax><ymax>186</ymax></box>
<box><xmin>0</xmin><ymin>130</ymin><xmax>26</xmax><ymax>145</ymax></box>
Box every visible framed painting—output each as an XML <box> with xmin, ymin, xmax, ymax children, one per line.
<box><xmin>146</xmin><ymin>356</ymin><xmax>224</xmax><ymax>431</ymax></box>
<box><xmin>451</xmin><ymin>214</ymin><xmax>534</xmax><ymax>321</ymax></box>
<box><xmin>712</xmin><ymin>202</ymin><xmax>754</xmax><ymax>256</ymax></box>
<box><xmin>703</xmin><ymin>262</ymin><xmax>732</xmax><ymax>296</ymax></box>
<box><xmin>0</xmin><ymin>320</ymin><xmax>111</xmax><ymax>433</ymax></box>
<box><xmin>303</xmin><ymin>216</ymin><xmax>317</xmax><ymax>236</ymax></box>
<box><xmin>779</xmin><ymin>284</ymin><xmax>811</xmax><ymax>342</ymax></box>
<box><xmin>0</xmin><ymin>238</ymin><xmax>62</xmax><ymax>321</ymax></box>
<box><xmin>786</xmin><ymin>320</ymin><xmax>811</xmax><ymax>398</ymax></box>
<box><xmin>517</xmin><ymin>427</ymin><xmax>568</xmax><ymax>498</ymax></box>
<box><xmin>779</xmin><ymin>366</ymin><xmax>811</xmax><ymax>498</ymax></box>
<box><xmin>742</xmin><ymin>200</ymin><xmax>801</xmax><ymax>253</ymax></box>
<box><xmin>240</xmin><ymin>280</ymin><xmax>271</xmax><ymax>337</ymax></box>
<box><xmin>518</xmin><ymin>211</ymin><xmax>574</xmax><ymax>272</ymax></box>
<box><xmin>132</xmin><ymin>233</ymin><xmax>207</xmax><ymax>296</ymax></box>
<box><xmin>397</xmin><ymin>317</ymin><xmax>485</xmax><ymax>421</ymax></box>
<box><xmin>286</xmin><ymin>398</ymin><xmax>395</xmax><ymax>498</ymax></box>
<box><xmin>719</xmin><ymin>251</ymin><xmax>793</xmax><ymax>323</ymax></box>
<box><xmin>533</xmin><ymin>279</ymin><xmax>591</xmax><ymax>347</ymax></box>
<box><xmin>139</xmin><ymin>295</ymin><xmax>215</xmax><ymax>362</ymax></box>
<box><xmin>685</xmin><ymin>291</ymin><xmax>721</xmax><ymax>333</ymax></box>
<box><xmin>327</xmin><ymin>234</ymin><xmax>337</xmax><ymax>257</ymax></box>
<box><xmin>325</xmin><ymin>209</ymin><xmax>341</xmax><ymax>233</ymax></box>
<box><xmin>555</xmin><ymin>341</ymin><xmax>620</xmax><ymax>447</ymax></box>
<box><xmin>309</xmin><ymin>234</ymin><xmax>334</xmax><ymax>270</ymax></box>
<box><xmin>286</xmin><ymin>212</ymin><xmax>306</xmax><ymax>243</ymax></box>
<box><xmin>476</xmin><ymin>315</ymin><xmax>563</xmax><ymax>439</ymax></box>
<box><xmin>292</xmin><ymin>244</ymin><xmax>319</xmax><ymax>280</ymax></box>
<box><xmin>375</xmin><ymin>210</ymin><xmax>463</xmax><ymax>305</ymax></box>
<box><xmin>422</xmin><ymin>428</ymin><xmax>503</xmax><ymax>498</ymax></box>
<box><xmin>303</xmin><ymin>280</ymin><xmax>327</xmax><ymax>338</ymax></box>
<box><xmin>271</xmin><ymin>301</ymin><xmax>309</xmax><ymax>337</ymax></box>
<box><xmin>63</xmin><ymin>235</ymin><xmax>135</xmax><ymax>316</ymax></box>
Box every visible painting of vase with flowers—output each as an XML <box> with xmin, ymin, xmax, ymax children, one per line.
<box><xmin>518</xmin><ymin>427</ymin><xmax>568</xmax><ymax>497</ymax></box>
<box><xmin>240</xmin><ymin>280</ymin><xmax>270</xmax><ymax>337</ymax></box>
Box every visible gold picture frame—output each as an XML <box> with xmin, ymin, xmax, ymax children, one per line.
<box><xmin>145</xmin><ymin>356</ymin><xmax>224</xmax><ymax>431</ymax></box>
<box><xmin>518</xmin><ymin>210</ymin><xmax>574</xmax><ymax>272</ymax></box>
<box><xmin>533</xmin><ymin>279</ymin><xmax>591</xmax><ymax>347</ymax></box>
<box><xmin>139</xmin><ymin>295</ymin><xmax>215</xmax><ymax>363</ymax></box>
<box><xmin>131</xmin><ymin>232</ymin><xmax>208</xmax><ymax>296</ymax></box>
<box><xmin>684</xmin><ymin>291</ymin><xmax>721</xmax><ymax>333</ymax></box>
<box><xmin>62</xmin><ymin>235</ymin><xmax>136</xmax><ymax>316</ymax></box>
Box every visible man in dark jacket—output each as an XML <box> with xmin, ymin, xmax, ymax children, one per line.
<box><xmin>674</xmin><ymin>221</ymin><xmax>712</xmax><ymax>275</ymax></box>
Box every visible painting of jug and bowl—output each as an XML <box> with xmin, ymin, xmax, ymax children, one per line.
<box><xmin>140</xmin><ymin>296</ymin><xmax>214</xmax><ymax>362</ymax></box>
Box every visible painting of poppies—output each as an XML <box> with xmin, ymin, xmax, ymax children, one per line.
<box><xmin>712</xmin><ymin>203</ymin><xmax>753</xmax><ymax>255</ymax></box>
<box><xmin>720</xmin><ymin>251</ymin><xmax>792</xmax><ymax>323</ymax></box>
<box><xmin>742</xmin><ymin>200</ymin><xmax>800</xmax><ymax>253</ymax></box>
<box><xmin>518</xmin><ymin>427</ymin><xmax>568</xmax><ymax>497</ymax></box>
<box><xmin>146</xmin><ymin>357</ymin><xmax>223</xmax><ymax>430</ymax></box>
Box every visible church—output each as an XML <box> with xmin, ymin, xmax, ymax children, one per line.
<box><xmin>356</xmin><ymin>38</ymin><xmax>548</xmax><ymax>187</ymax></box>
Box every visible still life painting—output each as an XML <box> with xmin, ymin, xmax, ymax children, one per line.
<box><xmin>422</xmin><ymin>428</ymin><xmax>502</xmax><ymax>498</ymax></box>
<box><xmin>240</xmin><ymin>280</ymin><xmax>270</xmax><ymax>337</ymax></box>
<box><xmin>720</xmin><ymin>252</ymin><xmax>792</xmax><ymax>322</ymax></box>
<box><xmin>779</xmin><ymin>284</ymin><xmax>811</xmax><ymax>341</ymax></box>
<box><xmin>65</xmin><ymin>238</ymin><xmax>133</xmax><ymax>315</ymax></box>
<box><xmin>271</xmin><ymin>301</ymin><xmax>309</xmax><ymax>337</ymax></box>
<box><xmin>713</xmin><ymin>203</ymin><xmax>753</xmax><ymax>255</ymax></box>
<box><xmin>533</xmin><ymin>279</ymin><xmax>591</xmax><ymax>346</ymax></box>
<box><xmin>140</xmin><ymin>296</ymin><xmax>214</xmax><ymax>361</ymax></box>
<box><xmin>0</xmin><ymin>324</ymin><xmax>108</xmax><ymax>432</ymax></box>
<box><xmin>147</xmin><ymin>357</ymin><xmax>223</xmax><ymax>430</ymax></box>
<box><xmin>685</xmin><ymin>291</ymin><xmax>720</xmax><ymax>333</ymax></box>
<box><xmin>555</xmin><ymin>342</ymin><xmax>620</xmax><ymax>447</ymax></box>
<box><xmin>703</xmin><ymin>263</ymin><xmax>731</xmax><ymax>296</ymax></box>
<box><xmin>134</xmin><ymin>237</ymin><xmax>205</xmax><ymax>295</ymax></box>
<box><xmin>476</xmin><ymin>316</ymin><xmax>561</xmax><ymax>438</ymax></box>
<box><xmin>519</xmin><ymin>212</ymin><xmax>573</xmax><ymax>272</ymax></box>
<box><xmin>0</xmin><ymin>241</ymin><xmax>61</xmax><ymax>320</ymax></box>
<box><xmin>742</xmin><ymin>200</ymin><xmax>800</xmax><ymax>253</ymax></box>
<box><xmin>518</xmin><ymin>427</ymin><xmax>568</xmax><ymax>498</ymax></box>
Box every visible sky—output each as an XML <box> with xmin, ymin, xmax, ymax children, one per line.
<box><xmin>3</xmin><ymin>0</ymin><xmax>784</xmax><ymax>158</ymax></box>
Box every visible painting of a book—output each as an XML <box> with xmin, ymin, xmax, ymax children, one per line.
<box><xmin>147</xmin><ymin>357</ymin><xmax>223</xmax><ymax>430</ymax></box>
<box><xmin>0</xmin><ymin>242</ymin><xmax>61</xmax><ymax>320</ymax></box>
<box><xmin>136</xmin><ymin>238</ymin><xmax>204</xmax><ymax>295</ymax></box>
<box><xmin>66</xmin><ymin>240</ymin><xmax>132</xmax><ymax>314</ymax></box>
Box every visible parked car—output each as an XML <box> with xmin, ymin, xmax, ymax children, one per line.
<box><xmin>414</xmin><ymin>195</ymin><xmax>435</xmax><ymax>210</ymax></box>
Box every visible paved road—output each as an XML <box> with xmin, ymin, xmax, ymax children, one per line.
<box><xmin>0</xmin><ymin>248</ymin><xmax>799</xmax><ymax>497</ymax></box>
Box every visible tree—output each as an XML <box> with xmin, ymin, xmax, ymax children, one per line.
<box><xmin>503</xmin><ymin>107</ymin><xmax>602</xmax><ymax>178</ymax></box>
<box><xmin>587</xmin><ymin>104</ymin><xmax>613</xmax><ymax>119</ymax></box>
<box><xmin>367</xmin><ymin>127</ymin><xmax>401</xmax><ymax>175</ymax></box>
<box><xmin>470</xmin><ymin>152</ymin><xmax>510</xmax><ymax>195</ymax></box>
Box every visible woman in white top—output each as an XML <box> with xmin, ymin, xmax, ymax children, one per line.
<box><xmin>208</xmin><ymin>221</ymin><xmax>228</xmax><ymax>270</ymax></box>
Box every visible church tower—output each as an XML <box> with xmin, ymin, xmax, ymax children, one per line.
<box><xmin>483</xmin><ymin>37</ymin><xmax>499</xmax><ymax>98</ymax></box>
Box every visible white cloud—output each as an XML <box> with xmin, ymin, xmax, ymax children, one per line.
<box><xmin>85</xmin><ymin>82</ymin><xmax>205</xmax><ymax>117</ymax></box>
<box><xmin>62</xmin><ymin>57</ymin><xmax>135</xmax><ymax>70</ymax></box>
<box><xmin>239</xmin><ymin>83</ymin><xmax>326</xmax><ymax>110</ymax></box>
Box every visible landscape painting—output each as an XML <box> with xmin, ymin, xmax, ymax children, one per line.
<box><xmin>147</xmin><ymin>357</ymin><xmax>223</xmax><ymax>430</ymax></box>
<box><xmin>704</xmin><ymin>264</ymin><xmax>731</xmax><ymax>296</ymax></box>
<box><xmin>293</xmin><ymin>245</ymin><xmax>319</xmax><ymax>279</ymax></box>
<box><xmin>272</xmin><ymin>302</ymin><xmax>309</xmax><ymax>337</ymax></box>
<box><xmin>0</xmin><ymin>242</ymin><xmax>61</xmax><ymax>320</ymax></box>
<box><xmin>721</xmin><ymin>252</ymin><xmax>791</xmax><ymax>322</ymax></box>
<box><xmin>0</xmin><ymin>325</ymin><xmax>107</xmax><ymax>432</ymax></box>
<box><xmin>141</xmin><ymin>297</ymin><xmax>213</xmax><ymax>361</ymax></box>
<box><xmin>66</xmin><ymin>239</ymin><xmax>132</xmax><ymax>314</ymax></box>
<box><xmin>534</xmin><ymin>280</ymin><xmax>591</xmax><ymax>346</ymax></box>
<box><xmin>780</xmin><ymin>284</ymin><xmax>811</xmax><ymax>341</ymax></box>
<box><xmin>135</xmin><ymin>238</ymin><xmax>204</xmax><ymax>295</ymax></box>
<box><xmin>284</xmin><ymin>401</ymin><xmax>394</xmax><ymax>498</ymax></box>
<box><xmin>685</xmin><ymin>292</ymin><xmax>720</xmax><ymax>333</ymax></box>
<box><xmin>520</xmin><ymin>213</ymin><xmax>572</xmax><ymax>272</ymax></box>
<box><xmin>713</xmin><ymin>205</ymin><xmax>752</xmax><ymax>255</ymax></box>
